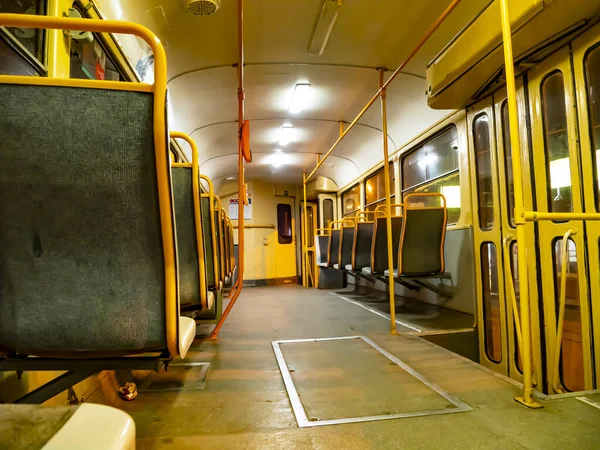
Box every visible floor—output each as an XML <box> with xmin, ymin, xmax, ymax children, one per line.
<box><xmin>88</xmin><ymin>285</ymin><xmax>600</xmax><ymax>449</ymax></box>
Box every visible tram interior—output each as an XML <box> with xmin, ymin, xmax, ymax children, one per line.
<box><xmin>1</xmin><ymin>0</ymin><xmax>600</xmax><ymax>449</ymax></box>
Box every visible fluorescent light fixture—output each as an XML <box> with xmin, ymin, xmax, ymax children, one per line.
<box><xmin>269</xmin><ymin>152</ymin><xmax>290</xmax><ymax>168</ymax></box>
<box><xmin>279</xmin><ymin>125</ymin><xmax>294</xmax><ymax>146</ymax></box>
<box><xmin>308</xmin><ymin>0</ymin><xmax>343</xmax><ymax>56</ymax></box>
<box><xmin>275</xmin><ymin>148</ymin><xmax>283</xmax><ymax>153</ymax></box>
<box><xmin>225</xmin><ymin>176</ymin><xmax>236</xmax><ymax>181</ymax></box>
<box><xmin>289</xmin><ymin>83</ymin><xmax>311</xmax><ymax>113</ymax></box>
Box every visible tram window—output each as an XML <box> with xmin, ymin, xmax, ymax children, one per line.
<box><xmin>473</xmin><ymin>114</ymin><xmax>494</xmax><ymax>230</ymax></box>
<box><xmin>585</xmin><ymin>45</ymin><xmax>600</xmax><ymax>210</ymax></box>
<box><xmin>481</xmin><ymin>242</ymin><xmax>502</xmax><ymax>364</ymax></box>
<box><xmin>0</xmin><ymin>0</ymin><xmax>46</xmax><ymax>62</ymax></box>
<box><xmin>323</xmin><ymin>198</ymin><xmax>334</xmax><ymax>228</ymax></box>
<box><xmin>541</xmin><ymin>71</ymin><xmax>572</xmax><ymax>213</ymax></box>
<box><xmin>509</xmin><ymin>241</ymin><xmax>522</xmax><ymax>373</ymax></box>
<box><xmin>501</xmin><ymin>102</ymin><xmax>516</xmax><ymax>227</ymax></box>
<box><xmin>365</xmin><ymin>163</ymin><xmax>394</xmax><ymax>211</ymax></box>
<box><xmin>552</xmin><ymin>238</ymin><xmax>584</xmax><ymax>392</ymax></box>
<box><xmin>0</xmin><ymin>36</ymin><xmax>39</xmax><ymax>76</ymax></box>
<box><xmin>402</xmin><ymin>126</ymin><xmax>460</xmax><ymax>225</ymax></box>
<box><xmin>70</xmin><ymin>37</ymin><xmax>122</xmax><ymax>81</ymax></box>
<box><xmin>277</xmin><ymin>204</ymin><xmax>293</xmax><ymax>245</ymax></box>
<box><xmin>342</xmin><ymin>184</ymin><xmax>360</xmax><ymax>217</ymax></box>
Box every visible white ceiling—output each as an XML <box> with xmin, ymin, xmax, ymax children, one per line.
<box><xmin>97</xmin><ymin>0</ymin><xmax>489</xmax><ymax>187</ymax></box>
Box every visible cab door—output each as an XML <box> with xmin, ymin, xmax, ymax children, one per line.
<box><xmin>572</xmin><ymin>24</ymin><xmax>600</xmax><ymax>387</ymax></box>
<box><xmin>528</xmin><ymin>46</ymin><xmax>594</xmax><ymax>392</ymax></box>
<box><xmin>492</xmin><ymin>85</ymin><xmax>543</xmax><ymax>385</ymax></box>
<box><xmin>467</xmin><ymin>97</ymin><xmax>509</xmax><ymax>375</ymax></box>
<box><xmin>275</xmin><ymin>197</ymin><xmax>297</xmax><ymax>279</ymax></box>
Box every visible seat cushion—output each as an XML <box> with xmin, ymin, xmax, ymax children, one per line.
<box><xmin>207</xmin><ymin>291</ymin><xmax>215</xmax><ymax>310</ymax></box>
<box><xmin>43</xmin><ymin>404</ymin><xmax>135</xmax><ymax>450</ymax></box>
<box><xmin>179</xmin><ymin>317</ymin><xmax>196</xmax><ymax>359</ymax></box>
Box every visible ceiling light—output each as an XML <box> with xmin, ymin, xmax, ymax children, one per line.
<box><xmin>308</xmin><ymin>0</ymin><xmax>343</xmax><ymax>56</ymax></box>
<box><xmin>225</xmin><ymin>176</ymin><xmax>236</xmax><ymax>181</ymax></box>
<box><xmin>275</xmin><ymin>148</ymin><xmax>282</xmax><ymax>153</ymax></box>
<box><xmin>289</xmin><ymin>83</ymin><xmax>311</xmax><ymax>113</ymax></box>
<box><xmin>269</xmin><ymin>152</ymin><xmax>289</xmax><ymax>168</ymax></box>
<box><xmin>279</xmin><ymin>125</ymin><xmax>294</xmax><ymax>146</ymax></box>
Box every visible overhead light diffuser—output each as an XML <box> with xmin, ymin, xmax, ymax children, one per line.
<box><xmin>289</xmin><ymin>83</ymin><xmax>311</xmax><ymax>113</ymax></box>
<box><xmin>308</xmin><ymin>0</ymin><xmax>343</xmax><ymax>56</ymax></box>
<box><xmin>279</xmin><ymin>125</ymin><xmax>295</xmax><ymax>146</ymax></box>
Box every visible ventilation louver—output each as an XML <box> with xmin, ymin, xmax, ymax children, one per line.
<box><xmin>182</xmin><ymin>0</ymin><xmax>221</xmax><ymax>16</ymax></box>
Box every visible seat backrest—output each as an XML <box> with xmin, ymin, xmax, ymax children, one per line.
<box><xmin>399</xmin><ymin>207</ymin><xmax>446</xmax><ymax>276</ymax></box>
<box><xmin>339</xmin><ymin>226</ymin><xmax>355</xmax><ymax>268</ymax></box>
<box><xmin>215</xmin><ymin>201</ymin><xmax>226</xmax><ymax>283</ymax></box>
<box><xmin>316</xmin><ymin>235</ymin><xmax>329</xmax><ymax>265</ymax></box>
<box><xmin>0</xmin><ymin>84</ymin><xmax>168</xmax><ymax>355</ymax></box>
<box><xmin>352</xmin><ymin>222</ymin><xmax>374</xmax><ymax>270</ymax></box>
<box><xmin>222</xmin><ymin>213</ymin><xmax>230</xmax><ymax>277</ymax></box>
<box><xmin>201</xmin><ymin>196</ymin><xmax>219</xmax><ymax>289</ymax></box>
<box><xmin>327</xmin><ymin>230</ymin><xmax>341</xmax><ymax>267</ymax></box>
<box><xmin>172</xmin><ymin>167</ymin><xmax>204</xmax><ymax>309</ymax></box>
<box><xmin>371</xmin><ymin>216</ymin><xmax>403</xmax><ymax>274</ymax></box>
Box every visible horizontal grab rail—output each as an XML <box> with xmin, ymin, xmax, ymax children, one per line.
<box><xmin>524</xmin><ymin>211</ymin><xmax>600</xmax><ymax>221</ymax></box>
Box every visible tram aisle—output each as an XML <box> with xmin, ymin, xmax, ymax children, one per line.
<box><xmin>88</xmin><ymin>285</ymin><xmax>599</xmax><ymax>449</ymax></box>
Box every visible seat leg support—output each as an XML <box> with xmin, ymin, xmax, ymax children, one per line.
<box><xmin>14</xmin><ymin>370</ymin><xmax>94</xmax><ymax>404</ymax></box>
<box><xmin>409</xmin><ymin>278</ymin><xmax>453</xmax><ymax>299</ymax></box>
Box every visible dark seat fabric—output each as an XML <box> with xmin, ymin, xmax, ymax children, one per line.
<box><xmin>398</xmin><ymin>208</ymin><xmax>445</xmax><ymax>276</ymax></box>
<box><xmin>201</xmin><ymin>197</ymin><xmax>218</xmax><ymax>289</ymax></box>
<box><xmin>338</xmin><ymin>227</ymin><xmax>355</xmax><ymax>270</ymax></box>
<box><xmin>0</xmin><ymin>85</ymin><xmax>167</xmax><ymax>355</ymax></box>
<box><xmin>327</xmin><ymin>230</ymin><xmax>341</xmax><ymax>268</ymax></box>
<box><xmin>371</xmin><ymin>217</ymin><xmax>403</xmax><ymax>274</ymax></box>
<box><xmin>316</xmin><ymin>235</ymin><xmax>329</xmax><ymax>267</ymax></box>
<box><xmin>352</xmin><ymin>222</ymin><xmax>374</xmax><ymax>271</ymax></box>
<box><xmin>172</xmin><ymin>167</ymin><xmax>204</xmax><ymax>310</ymax></box>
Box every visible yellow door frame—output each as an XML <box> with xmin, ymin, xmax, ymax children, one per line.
<box><xmin>572</xmin><ymin>23</ymin><xmax>600</xmax><ymax>385</ymax></box>
<box><xmin>467</xmin><ymin>97</ymin><xmax>509</xmax><ymax>376</ymax></box>
<box><xmin>528</xmin><ymin>46</ymin><xmax>594</xmax><ymax>392</ymax></box>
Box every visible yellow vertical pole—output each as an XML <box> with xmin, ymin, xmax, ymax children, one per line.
<box><xmin>379</xmin><ymin>69</ymin><xmax>397</xmax><ymax>335</ymax></box>
<box><xmin>499</xmin><ymin>0</ymin><xmax>541</xmax><ymax>409</ymax></box>
<box><xmin>303</xmin><ymin>173</ymin><xmax>309</xmax><ymax>288</ymax></box>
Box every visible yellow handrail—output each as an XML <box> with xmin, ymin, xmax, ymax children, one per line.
<box><xmin>551</xmin><ymin>227</ymin><xmax>577</xmax><ymax>394</ymax></box>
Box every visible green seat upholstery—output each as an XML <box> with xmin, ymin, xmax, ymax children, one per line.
<box><xmin>397</xmin><ymin>208</ymin><xmax>446</xmax><ymax>277</ymax></box>
<box><xmin>0</xmin><ymin>84</ymin><xmax>168</xmax><ymax>356</ymax></box>
<box><xmin>316</xmin><ymin>235</ymin><xmax>329</xmax><ymax>267</ymax></box>
<box><xmin>337</xmin><ymin>226</ymin><xmax>355</xmax><ymax>271</ymax></box>
<box><xmin>327</xmin><ymin>229</ymin><xmax>341</xmax><ymax>268</ymax></box>
<box><xmin>371</xmin><ymin>217</ymin><xmax>403</xmax><ymax>275</ymax></box>
<box><xmin>172</xmin><ymin>167</ymin><xmax>206</xmax><ymax>311</ymax></box>
<box><xmin>351</xmin><ymin>222</ymin><xmax>374</xmax><ymax>271</ymax></box>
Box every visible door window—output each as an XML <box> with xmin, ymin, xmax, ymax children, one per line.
<box><xmin>481</xmin><ymin>242</ymin><xmax>502</xmax><ymax>363</ymax></box>
<box><xmin>552</xmin><ymin>238</ymin><xmax>584</xmax><ymax>391</ymax></box>
<box><xmin>584</xmin><ymin>45</ymin><xmax>600</xmax><ymax>210</ymax></box>
<box><xmin>277</xmin><ymin>204</ymin><xmax>293</xmax><ymax>245</ymax></box>
<box><xmin>501</xmin><ymin>102</ymin><xmax>516</xmax><ymax>227</ymax></box>
<box><xmin>542</xmin><ymin>71</ymin><xmax>572</xmax><ymax>213</ymax></box>
<box><xmin>473</xmin><ymin>114</ymin><xmax>495</xmax><ymax>230</ymax></box>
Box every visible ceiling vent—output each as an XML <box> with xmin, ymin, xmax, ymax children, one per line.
<box><xmin>182</xmin><ymin>0</ymin><xmax>221</xmax><ymax>16</ymax></box>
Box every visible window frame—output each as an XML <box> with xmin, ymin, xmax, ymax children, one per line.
<box><xmin>0</xmin><ymin>0</ymin><xmax>47</xmax><ymax>75</ymax></box>
<box><xmin>364</xmin><ymin>162</ymin><xmax>395</xmax><ymax>212</ymax></box>
<box><xmin>401</xmin><ymin>124</ymin><xmax>461</xmax><ymax>226</ymax></box>
<box><xmin>341</xmin><ymin>183</ymin><xmax>360</xmax><ymax>218</ymax></box>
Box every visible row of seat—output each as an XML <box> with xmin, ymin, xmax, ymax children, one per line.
<box><xmin>316</xmin><ymin>193</ymin><xmax>449</xmax><ymax>293</ymax></box>
<box><xmin>0</xmin><ymin>15</ymin><xmax>236</xmax><ymax>409</ymax></box>
<box><xmin>171</xmin><ymin>133</ymin><xmax>236</xmax><ymax>324</ymax></box>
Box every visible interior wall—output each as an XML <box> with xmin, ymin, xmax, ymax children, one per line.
<box><xmin>218</xmin><ymin>180</ymin><xmax>298</xmax><ymax>282</ymax></box>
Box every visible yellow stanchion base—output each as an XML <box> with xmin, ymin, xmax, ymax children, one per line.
<box><xmin>514</xmin><ymin>396</ymin><xmax>544</xmax><ymax>409</ymax></box>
